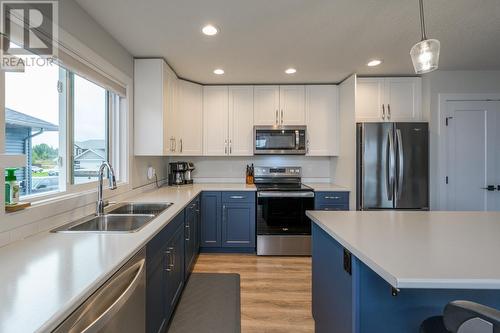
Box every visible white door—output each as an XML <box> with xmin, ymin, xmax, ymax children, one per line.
<box><xmin>203</xmin><ymin>86</ymin><xmax>229</xmax><ymax>156</ymax></box>
<box><xmin>177</xmin><ymin>80</ymin><xmax>203</xmax><ymax>155</ymax></box>
<box><xmin>305</xmin><ymin>85</ymin><xmax>339</xmax><ymax>156</ymax></box>
<box><xmin>254</xmin><ymin>86</ymin><xmax>279</xmax><ymax>126</ymax></box>
<box><xmin>356</xmin><ymin>78</ymin><xmax>385</xmax><ymax>122</ymax></box>
<box><xmin>384</xmin><ymin>78</ymin><xmax>421</xmax><ymax>121</ymax></box>
<box><xmin>445</xmin><ymin>101</ymin><xmax>500</xmax><ymax>211</ymax></box>
<box><xmin>228</xmin><ymin>86</ymin><xmax>254</xmax><ymax>156</ymax></box>
<box><xmin>279</xmin><ymin>85</ymin><xmax>305</xmax><ymax>125</ymax></box>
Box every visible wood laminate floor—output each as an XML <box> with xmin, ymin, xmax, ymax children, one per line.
<box><xmin>193</xmin><ymin>253</ymin><xmax>314</xmax><ymax>333</ymax></box>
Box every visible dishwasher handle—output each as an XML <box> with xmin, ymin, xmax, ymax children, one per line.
<box><xmin>71</xmin><ymin>258</ymin><xmax>145</xmax><ymax>333</ymax></box>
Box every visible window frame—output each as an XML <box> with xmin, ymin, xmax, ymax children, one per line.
<box><xmin>2</xmin><ymin>61</ymin><xmax>129</xmax><ymax>203</ymax></box>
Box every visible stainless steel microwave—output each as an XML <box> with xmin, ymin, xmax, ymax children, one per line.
<box><xmin>254</xmin><ymin>126</ymin><xmax>307</xmax><ymax>155</ymax></box>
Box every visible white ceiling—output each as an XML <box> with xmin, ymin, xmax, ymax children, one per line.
<box><xmin>75</xmin><ymin>0</ymin><xmax>500</xmax><ymax>84</ymax></box>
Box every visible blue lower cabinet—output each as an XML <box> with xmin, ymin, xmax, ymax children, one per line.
<box><xmin>146</xmin><ymin>211</ymin><xmax>185</xmax><ymax>333</ymax></box>
<box><xmin>312</xmin><ymin>223</ymin><xmax>354</xmax><ymax>333</ymax></box>
<box><xmin>314</xmin><ymin>191</ymin><xmax>349</xmax><ymax>210</ymax></box>
<box><xmin>200</xmin><ymin>192</ymin><xmax>222</xmax><ymax>247</ymax></box>
<box><xmin>201</xmin><ymin>191</ymin><xmax>256</xmax><ymax>252</ymax></box>
<box><xmin>222</xmin><ymin>202</ymin><xmax>256</xmax><ymax>247</ymax></box>
<box><xmin>184</xmin><ymin>197</ymin><xmax>200</xmax><ymax>279</ymax></box>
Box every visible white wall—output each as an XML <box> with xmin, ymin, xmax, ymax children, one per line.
<box><xmin>334</xmin><ymin>74</ymin><xmax>357</xmax><ymax>209</ymax></box>
<box><xmin>172</xmin><ymin>156</ymin><xmax>332</xmax><ymax>183</ymax></box>
<box><xmin>422</xmin><ymin>70</ymin><xmax>500</xmax><ymax>209</ymax></box>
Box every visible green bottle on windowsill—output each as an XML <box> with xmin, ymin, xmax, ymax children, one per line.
<box><xmin>5</xmin><ymin>168</ymin><xmax>19</xmax><ymax>205</ymax></box>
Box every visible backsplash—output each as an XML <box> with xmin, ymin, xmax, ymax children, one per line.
<box><xmin>168</xmin><ymin>156</ymin><xmax>333</xmax><ymax>183</ymax></box>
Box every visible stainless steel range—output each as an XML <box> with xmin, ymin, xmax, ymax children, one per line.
<box><xmin>255</xmin><ymin>166</ymin><xmax>314</xmax><ymax>256</ymax></box>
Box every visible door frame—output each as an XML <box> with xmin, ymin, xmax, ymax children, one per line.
<box><xmin>438</xmin><ymin>93</ymin><xmax>500</xmax><ymax>210</ymax></box>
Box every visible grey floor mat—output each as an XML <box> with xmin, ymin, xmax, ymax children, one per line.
<box><xmin>168</xmin><ymin>273</ymin><xmax>241</xmax><ymax>333</ymax></box>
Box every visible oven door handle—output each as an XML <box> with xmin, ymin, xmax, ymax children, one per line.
<box><xmin>258</xmin><ymin>191</ymin><xmax>315</xmax><ymax>198</ymax></box>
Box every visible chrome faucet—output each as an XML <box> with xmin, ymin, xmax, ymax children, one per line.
<box><xmin>96</xmin><ymin>162</ymin><xmax>117</xmax><ymax>216</ymax></box>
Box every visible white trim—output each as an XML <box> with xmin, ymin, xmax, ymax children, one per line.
<box><xmin>437</xmin><ymin>93</ymin><xmax>500</xmax><ymax>210</ymax></box>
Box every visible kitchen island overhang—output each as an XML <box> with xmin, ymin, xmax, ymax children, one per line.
<box><xmin>308</xmin><ymin>210</ymin><xmax>500</xmax><ymax>333</ymax></box>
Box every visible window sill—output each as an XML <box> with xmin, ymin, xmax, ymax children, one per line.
<box><xmin>1</xmin><ymin>182</ymin><xmax>132</xmax><ymax>233</ymax></box>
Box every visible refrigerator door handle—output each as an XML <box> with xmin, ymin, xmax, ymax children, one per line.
<box><xmin>396</xmin><ymin>129</ymin><xmax>404</xmax><ymax>200</ymax></box>
<box><xmin>386</xmin><ymin>129</ymin><xmax>395</xmax><ymax>201</ymax></box>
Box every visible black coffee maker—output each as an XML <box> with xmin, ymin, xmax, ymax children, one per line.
<box><xmin>168</xmin><ymin>162</ymin><xmax>187</xmax><ymax>186</ymax></box>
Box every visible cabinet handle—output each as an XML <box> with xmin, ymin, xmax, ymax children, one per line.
<box><xmin>173</xmin><ymin>138</ymin><xmax>177</xmax><ymax>152</ymax></box>
<box><xmin>222</xmin><ymin>204</ymin><xmax>226</xmax><ymax>221</ymax></box>
<box><xmin>387</xmin><ymin>104</ymin><xmax>391</xmax><ymax>119</ymax></box>
<box><xmin>281</xmin><ymin>109</ymin><xmax>284</xmax><ymax>124</ymax></box>
<box><xmin>224</xmin><ymin>139</ymin><xmax>228</xmax><ymax>155</ymax></box>
<box><xmin>306</xmin><ymin>139</ymin><xmax>310</xmax><ymax>154</ymax></box>
<box><xmin>230</xmin><ymin>195</ymin><xmax>245</xmax><ymax>199</ymax></box>
<box><xmin>324</xmin><ymin>196</ymin><xmax>341</xmax><ymax>200</ymax></box>
<box><xmin>382</xmin><ymin>104</ymin><xmax>386</xmax><ymax>120</ymax></box>
<box><xmin>229</xmin><ymin>139</ymin><xmax>232</xmax><ymax>154</ymax></box>
<box><xmin>180</xmin><ymin>138</ymin><xmax>183</xmax><ymax>153</ymax></box>
<box><xmin>164</xmin><ymin>247</ymin><xmax>174</xmax><ymax>271</ymax></box>
<box><xmin>185</xmin><ymin>223</ymin><xmax>190</xmax><ymax>241</ymax></box>
<box><xmin>275</xmin><ymin>110</ymin><xmax>278</xmax><ymax>125</ymax></box>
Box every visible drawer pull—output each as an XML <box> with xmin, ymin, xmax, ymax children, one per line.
<box><xmin>324</xmin><ymin>196</ymin><xmax>341</xmax><ymax>200</ymax></box>
<box><xmin>230</xmin><ymin>195</ymin><xmax>245</xmax><ymax>199</ymax></box>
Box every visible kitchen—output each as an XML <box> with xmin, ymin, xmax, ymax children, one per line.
<box><xmin>0</xmin><ymin>0</ymin><xmax>500</xmax><ymax>333</ymax></box>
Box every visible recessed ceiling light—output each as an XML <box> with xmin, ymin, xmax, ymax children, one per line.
<box><xmin>202</xmin><ymin>25</ymin><xmax>219</xmax><ymax>36</ymax></box>
<box><xmin>213</xmin><ymin>68</ymin><xmax>224</xmax><ymax>75</ymax></box>
<box><xmin>285</xmin><ymin>68</ymin><xmax>297</xmax><ymax>74</ymax></box>
<box><xmin>367</xmin><ymin>59</ymin><xmax>382</xmax><ymax>67</ymax></box>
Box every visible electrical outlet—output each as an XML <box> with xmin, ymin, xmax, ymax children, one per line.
<box><xmin>147</xmin><ymin>166</ymin><xmax>156</xmax><ymax>180</ymax></box>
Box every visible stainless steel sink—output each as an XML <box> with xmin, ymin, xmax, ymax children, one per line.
<box><xmin>107</xmin><ymin>202</ymin><xmax>172</xmax><ymax>216</ymax></box>
<box><xmin>52</xmin><ymin>202</ymin><xmax>173</xmax><ymax>233</ymax></box>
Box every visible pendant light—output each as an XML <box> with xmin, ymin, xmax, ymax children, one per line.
<box><xmin>410</xmin><ymin>0</ymin><xmax>440</xmax><ymax>74</ymax></box>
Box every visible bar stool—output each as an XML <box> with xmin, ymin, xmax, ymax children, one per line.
<box><xmin>420</xmin><ymin>301</ymin><xmax>500</xmax><ymax>333</ymax></box>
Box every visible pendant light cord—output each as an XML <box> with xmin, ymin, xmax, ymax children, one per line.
<box><xmin>419</xmin><ymin>0</ymin><xmax>427</xmax><ymax>40</ymax></box>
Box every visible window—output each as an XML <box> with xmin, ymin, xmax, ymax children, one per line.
<box><xmin>5</xmin><ymin>56</ymin><xmax>65</xmax><ymax>196</ymax></box>
<box><xmin>72</xmin><ymin>74</ymin><xmax>108</xmax><ymax>185</ymax></box>
<box><xmin>3</xmin><ymin>55</ymin><xmax>126</xmax><ymax>200</ymax></box>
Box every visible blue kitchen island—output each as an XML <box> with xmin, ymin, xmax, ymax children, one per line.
<box><xmin>307</xmin><ymin>210</ymin><xmax>500</xmax><ymax>333</ymax></box>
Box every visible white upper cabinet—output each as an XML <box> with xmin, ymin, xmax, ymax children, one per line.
<box><xmin>356</xmin><ymin>77</ymin><xmax>422</xmax><ymax>122</ymax></box>
<box><xmin>176</xmin><ymin>80</ymin><xmax>203</xmax><ymax>155</ymax></box>
<box><xmin>305</xmin><ymin>85</ymin><xmax>339</xmax><ymax>156</ymax></box>
<box><xmin>356</xmin><ymin>78</ymin><xmax>384</xmax><ymax>122</ymax></box>
<box><xmin>203</xmin><ymin>86</ymin><xmax>229</xmax><ymax>156</ymax></box>
<box><xmin>279</xmin><ymin>85</ymin><xmax>305</xmax><ymax>125</ymax></box>
<box><xmin>203</xmin><ymin>86</ymin><xmax>254</xmax><ymax>156</ymax></box>
<box><xmin>383</xmin><ymin>78</ymin><xmax>422</xmax><ymax>122</ymax></box>
<box><xmin>134</xmin><ymin>58</ymin><xmax>177</xmax><ymax>156</ymax></box>
<box><xmin>254</xmin><ymin>86</ymin><xmax>280</xmax><ymax>126</ymax></box>
<box><xmin>228</xmin><ymin>86</ymin><xmax>254</xmax><ymax>156</ymax></box>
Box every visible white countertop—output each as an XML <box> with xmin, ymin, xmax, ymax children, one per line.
<box><xmin>307</xmin><ymin>210</ymin><xmax>500</xmax><ymax>290</ymax></box>
<box><xmin>0</xmin><ymin>183</ymin><xmax>255</xmax><ymax>333</ymax></box>
<box><xmin>303</xmin><ymin>183</ymin><xmax>350</xmax><ymax>191</ymax></box>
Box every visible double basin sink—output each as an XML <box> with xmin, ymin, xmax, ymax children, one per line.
<box><xmin>52</xmin><ymin>202</ymin><xmax>173</xmax><ymax>233</ymax></box>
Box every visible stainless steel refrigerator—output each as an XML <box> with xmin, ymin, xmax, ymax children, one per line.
<box><xmin>356</xmin><ymin>122</ymin><xmax>429</xmax><ymax>210</ymax></box>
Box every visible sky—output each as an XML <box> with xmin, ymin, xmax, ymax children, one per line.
<box><xmin>5</xmin><ymin>56</ymin><xmax>106</xmax><ymax>150</ymax></box>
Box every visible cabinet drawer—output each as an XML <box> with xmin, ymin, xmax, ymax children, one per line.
<box><xmin>316</xmin><ymin>204</ymin><xmax>349</xmax><ymax>211</ymax></box>
<box><xmin>315</xmin><ymin>191</ymin><xmax>349</xmax><ymax>205</ymax></box>
<box><xmin>222</xmin><ymin>191</ymin><xmax>255</xmax><ymax>203</ymax></box>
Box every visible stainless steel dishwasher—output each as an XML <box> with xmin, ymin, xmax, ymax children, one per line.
<box><xmin>53</xmin><ymin>247</ymin><xmax>146</xmax><ymax>333</ymax></box>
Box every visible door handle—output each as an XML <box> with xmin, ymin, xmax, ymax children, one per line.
<box><xmin>481</xmin><ymin>185</ymin><xmax>496</xmax><ymax>191</ymax></box>
<box><xmin>386</xmin><ymin>129</ymin><xmax>395</xmax><ymax>201</ymax></box>
<box><xmin>395</xmin><ymin>129</ymin><xmax>404</xmax><ymax>200</ymax></box>
<box><xmin>382</xmin><ymin>104</ymin><xmax>385</xmax><ymax>120</ymax></box>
